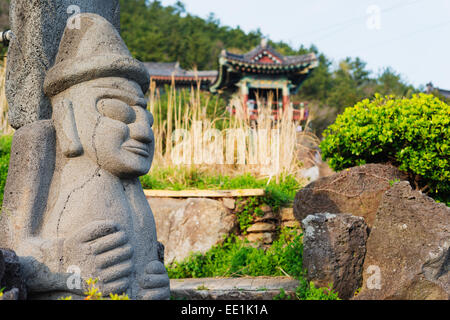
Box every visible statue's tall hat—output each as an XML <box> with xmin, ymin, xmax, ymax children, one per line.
<box><xmin>44</xmin><ymin>13</ymin><xmax>150</xmax><ymax>97</ymax></box>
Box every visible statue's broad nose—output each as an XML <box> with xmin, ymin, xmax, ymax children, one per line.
<box><xmin>128</xmin><ymin>106</ymin><xmax>154</xmax><ymax>145</ymax></box>
<box><xmin>129</xmin><ymin>121</ymin><xmax>153</xmax><ymax>145</ymax></box>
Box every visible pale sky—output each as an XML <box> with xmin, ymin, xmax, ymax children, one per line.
<box><xmin>160</xmin><ymin>0</ymin><xmax>450</xmax><ymax>90</ymax></box>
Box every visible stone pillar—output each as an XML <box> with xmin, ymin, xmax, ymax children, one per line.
<box><xmin>6</xmin><ymin>0</ymin><xmax>120</xmax><ymax>129</ymax></box>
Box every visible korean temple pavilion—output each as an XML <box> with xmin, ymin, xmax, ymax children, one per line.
<box><xmin>145</xmin><ymin>40</ymin><xmax>318</xmax><ymax>120</ymax></box>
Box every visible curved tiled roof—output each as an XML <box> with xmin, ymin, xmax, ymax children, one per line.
<box><xmin>144</xmin><ymin>62</ymin><xmax>218</xmax><ymax>82</ymax></box>
<box><xmin>210</xmin><ymin>42</ymin><xmax>318</xmax><ymax>93</ymax></box>
<box><xmin>426</xmin><ymin>82</ymin><xmax>450</xmax><ymax>99</ymax></box>
<box><xmin>221</xmin><ymin>43</ymin><xmax>317</xmax><ymax>68</ymax></box>
<box><xmin>437</xmin><ymin>88</ymin><xmax>450</xmax><ymax>98</ymax></box>
<box><xmin>144</xmin><ymin>62</ymin><xmax>181</xmax><ymax>77</ymax></box>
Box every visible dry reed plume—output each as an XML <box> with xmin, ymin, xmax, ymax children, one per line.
<box><xmin>0</xmin><ymin>61</ymin><xmax>322</xmax><ymax>183</ymax></box>
<box><xmin>148</xmin><ymin>81</ymin><xmax>320</xmax><ymax>183</ymax></box>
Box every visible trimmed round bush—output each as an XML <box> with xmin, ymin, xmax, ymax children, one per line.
<box><xmin>320</xmin><ymin>94</ymin><xmax>449</xmax><ymax>204</ymax></box>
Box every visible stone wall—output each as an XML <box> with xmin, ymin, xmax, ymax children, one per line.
<box><xmin>244</xmin><ymin>207</ymin><xmax>300</xmax><ymax>245</ymax></box>
<box><xmin>147</xmin><ymin>193</ymin><xmax>300</xmax><ymax>265</ymax></box>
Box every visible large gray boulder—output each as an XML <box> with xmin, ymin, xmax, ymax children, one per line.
<box><xmin>149</xmin><ymin>198</ymin><xmax>238</xmax><ymax>264</ymax></box>
<box><xmin>356</xmin><ymin>182</ymin><xmax>450</xmax><ymax>300</ymax></box>
<box><xmin>0</xmin><ymin>250</ymin><xmax>4</xmax><ymax>281</ymax></box>
<box><xmin>294</xmin><ymin>164</ymin><xmax>408</xmax><ymax>228</ymax></box>
<box><xmin>0</xmin><ymin>288</ymin><xmax>20</xmax><ymax>300</ymax></box>
<box><xmin>301</xmin><ymin>213</ymin><xmax>369</xmax><ymax>300</ymax></box>
<box><xmin>0</xmin><ymin>249</ymin><xmax>27</xmax><ymax>300</ymax></box>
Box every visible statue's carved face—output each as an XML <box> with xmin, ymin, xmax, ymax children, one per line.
<box><xmin>61</xmin><ymin>77</ymin><xmax>154</xmax><ymax>178</ymax></box>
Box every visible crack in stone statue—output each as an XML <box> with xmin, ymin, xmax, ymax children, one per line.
<box><xmin>0</xmin><ymin>13</ymin><xmax>170</xmax><ymax>300</ymax></box>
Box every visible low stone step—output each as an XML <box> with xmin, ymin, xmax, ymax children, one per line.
<box><xmin>170</xmin><ymin>277</ymin><xmax>299</xmax><ymax>300</ymax></box>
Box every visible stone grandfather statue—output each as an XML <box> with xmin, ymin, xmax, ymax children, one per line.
<box><xmin>0</xmin><ymin>13</ymin><xmax>170</xmax><ymax>300</ymax></box>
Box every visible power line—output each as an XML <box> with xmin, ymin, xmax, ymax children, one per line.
<box><xmin>335</xmin><ymin>19</ymin><xmax>450</xmax><ymax>56</ymax></box>
<box><xmin>292</xmin><ymin>0</ymin><xmax>425</xmax><ymax>41</ymax></box>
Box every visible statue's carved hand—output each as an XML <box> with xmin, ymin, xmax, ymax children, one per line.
<box><xmin>63</xmin><ymin>221</ymin><xmax>134</xmax><ymax>295</ymax></box>
<box><xmin>138</xmin><ymin>260</ymin><xmax>170</xmax><ymax>300</ymax></box>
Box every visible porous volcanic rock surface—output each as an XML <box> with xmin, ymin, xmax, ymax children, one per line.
<box><xmin>302</xmin><ymin>213</ymin><xmax>369</xmax><ymax>299</ymax></box>
<box><xmin>294</xmin><ymin>164</ymin><xmax>408</xmax><ymax>228</ymax></box>
<box><xmin>355</xmin><ymin>182</ymin><xmax>449</xmax><ymax>300</ymax></box>
<box><xmin>149</xmin><ymin>198</ymin><xmax>237</xmax><ymax>264</ymax></box>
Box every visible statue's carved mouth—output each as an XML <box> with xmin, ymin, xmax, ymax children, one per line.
<box><xmin>122</xmin><ymin>142</ymin><xmax>150</xmax><ymax>157</ymax></box>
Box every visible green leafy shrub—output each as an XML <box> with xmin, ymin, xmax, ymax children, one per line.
<box><xmin>234</xmin><ymin>197</ymin><xmax>265</xmax><ymax>234</ymax></box>
<box><xmin>0</xmin><ymin>135</ymin><xmax>12</xmax><ymax>208</ymax></box>
<box><xmin>321</xmin><ymin>94</ymin><xmax>450</xmax><ymax>204</ymax></box>
<box><xmin>274</xmin><ymin>280</ymin><xmax>340</xmax><ymax>301</ymax></box>
<box><xmin>294</xmin><ymin>278</ymin><xmax>340</xmax><ymax>300</ymax></box>
<box><xmin>167</xmin><ymin>227</ymin><xmax>304</xmax><ymax>279</ymax></box>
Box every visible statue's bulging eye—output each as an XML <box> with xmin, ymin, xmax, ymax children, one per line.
<box><xmin>98</xmin><ymin>99</ymin><xmax>136</xmax><ymax>124</ymax></box>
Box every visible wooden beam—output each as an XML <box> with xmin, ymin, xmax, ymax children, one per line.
<box><xmin>144</xmin><ymin>189</ymin><xmax>266</xmax><ymax>198</ymax></box>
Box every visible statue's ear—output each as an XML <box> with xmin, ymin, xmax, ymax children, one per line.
<box><xmin>54</xmin><ymin>99</ymin><xmax>83</xmax><ymax>158</ymax></box>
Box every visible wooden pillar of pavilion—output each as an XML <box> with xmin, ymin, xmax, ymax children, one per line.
<box><xmin>282</xmin><ymin>82</ymin><xmax>290</xmax><ymax>111</ymax></box>
<box><xmin>240</xmin><ymin>82</ymin><xmax>249</xmax><ymax>118</ymax></box>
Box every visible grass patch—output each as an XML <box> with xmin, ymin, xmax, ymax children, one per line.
<box><xmin>140</xmin><ymin>167</ymin><xmax>300</xmax><ymax>195</ymax></box>
<box><xmin>167</xmin><ymin>227</ymin><xmax>340</xmax><ymax>300</ymax></box>
<box><xmin>140</xmin><ymin>167</ymin><xmax>302</xmax><ymax>210</ymax></box>
<box><xmin>274</xmin><ymin>281</ymin><xmax>340</xmax><ymax>300</ymax></box>
<box><xmin>167</xmin><ymin>228</ymin><xmax>304</xmax><ymax>279</ymax></box>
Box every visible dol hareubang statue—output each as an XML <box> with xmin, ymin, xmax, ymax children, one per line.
<box><xmin>0</xmin><ymin>13</ymin><xmax>170</xmax><ymax>300</ymax></box>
